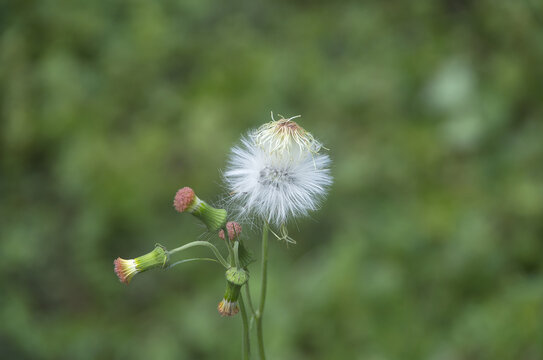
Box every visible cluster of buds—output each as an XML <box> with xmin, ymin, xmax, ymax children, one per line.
<box><xmin>218</xmin><ymin>267</ymin><xmax>249</xmax><ymax>317</ymax></box>
<box><xmin>114</xmin><ymin>189</ymin><xmax>254</xmax><ymax>318</ymax></box>
<box><xmin>219</xmin><ymin>221</ymin><xmax>254</xmax><ymax>269</ymax></box>
<box><xmin>174</xmin><ymin>187</ymin><xmax>227</xmax><ymax>231</ymax></box>
<box><xmin>218</xmin><ymin>221</ymin><xmax>242</xmax><ymax>241</ymax></box>
<box><xmin>217</xmin><ymin>221</ymin><xmax>252</xmax><ymax>317</ymax></box>
<box><xmin>114</xmin><ymin>244</ymin><xmax>169</xmax><ymax>284</ymax></box>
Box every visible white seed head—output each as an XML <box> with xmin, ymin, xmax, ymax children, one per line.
<box><xmin>224</xmin><ymin>114</ymin><xmax>332</xmax><ymax>227</ymax></box>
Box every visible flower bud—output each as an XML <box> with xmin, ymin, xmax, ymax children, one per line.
<box><xmin>217</xmin><ymin>267</ymin><xmax>248</xmax><ymax>317</ymax></box>
<box><xmin>114</xmin><ymin>244</ymin><xmax>169</xmax><ymax>285</ymax></box>
<box><xmin>173</xmin><ymin>187</ymin><xmax>227</xmax><ymax>231</ymax></box>
<box><xmin>225</xmin><ymin>267</ymin><xmax>249</xmax><ymax>286</ymax></box>
<box><xmin>218</xmin><ymin>221</ymin><xmax>242</xmax><ymax>241</ymax></box>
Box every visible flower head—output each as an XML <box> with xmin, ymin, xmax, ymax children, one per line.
<box><xmin>173</xmin><ymin>187</ymin><xmax>198</xmax><ymax>213</ymax></box>
<box><xmin>223</xmin><ymin>113</ymin><xmax>332</xmax><ymax>227</ymax></box>
<box><xmin>174</xmin><ymin>187</ymin><xmax>227</xmax><ymax>231</ymax></box>
<box><xmin>114</xmin><ymin>245</ymin><xmax>169</xmax><ymax>285</ymax></box>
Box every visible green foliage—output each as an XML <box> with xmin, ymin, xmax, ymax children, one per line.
<box><xmin>1</xmin><ymin>1</ymin><xmax>543</xmax><ymax>359</ymax></box>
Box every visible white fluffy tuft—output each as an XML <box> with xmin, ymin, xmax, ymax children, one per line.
<box><xmin>223</xmin><ymin>128</ymin><xmax>332</xmax><ymax>227</ymax></box>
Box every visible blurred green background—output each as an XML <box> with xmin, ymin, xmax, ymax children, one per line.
<box><xmin>2</xmin><ymin>1</ymin><xmax>543</xmax><ymax>359</ymax></box>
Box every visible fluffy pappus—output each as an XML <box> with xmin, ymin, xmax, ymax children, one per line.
<box><xmin>223</xmin><ymin>114</ymin><xmax>332</xmax><ymax>228</ymax></box>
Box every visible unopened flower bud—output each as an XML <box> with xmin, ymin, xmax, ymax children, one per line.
<box><xmin>218</xmin><ymin>222</ymin><xmax>242</xmax><ymax>241</ymax></box>
<box><xmin>173</xmin><ymin>187</ymin><xmax>227</xmax><ymax>231</ymax></box>
<box><xmin>225</xmin><ymin>267</ymin><xmax>249</xmax><ymax>286</ymax></box>
<box><xmin>114</xmin><ymin>244</ymin><xmax>169</xmax><ymax>285</ymax></box>
<box><xmin>217</xmin><ymin>267</ymin><xmax>248</xmax><ymax>317</ymax></box>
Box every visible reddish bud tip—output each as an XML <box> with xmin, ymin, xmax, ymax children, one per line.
<box><xmin>218</xmin><ymin>221</ymin><xmax>242</xmax><ymax>241</ymax></box>
<box><xmin>114</xmin><ymin>257</ymin><xmax>137</xmax><ymax>285</ymax></box>
<box><xmin>173</xmin><ymin>187</ymin><xmax>195</xmax><ymax>213</ymax></box>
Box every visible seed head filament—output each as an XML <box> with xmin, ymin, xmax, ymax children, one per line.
<box><xmin>258</xmin><ymin>165</ymin><xmax>295</xmax><ymax>189</ymax></box>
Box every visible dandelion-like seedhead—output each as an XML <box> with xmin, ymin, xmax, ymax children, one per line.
<box><xmin>223</xmin><ymin>113</ymin><xmax>332</xmax><ymax>228</ymax></box>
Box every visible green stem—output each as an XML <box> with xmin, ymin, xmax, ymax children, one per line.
<box><xmin>223</xmin><ymin>227</ymin><xmax>236</xmax><ymax>267</ymax></box>
<box><xmin>233</xmin><ymin>239</ymin><xmax>251</xmax><ymax>359</ymax></box>
<box><xmin>168</xmin><ymin>258</ymin><xmax>219</xmax><ymax>268</ymax></box>
<box><xmin>233</xmin><ymin>241</ymin><xmax>241</xmax><ymax>268</ymax></box>
<box><xmin>256</xmin><ymin>222</ymin><xmax>269</xmax><ymax>360</ymax></box>
<box><xmin>239</xmin><ymin>293</ymin><xmax>250</xmax><ymax>360</ymax></box>
<box><xmin>244</xmin><ymin>281</ymin><xmax>256</xmax><ymax>319</ymax></box>
<box><xmin>168</xmin><ymin>241</ymin><xmax>229</xmax><ymax>268</ymax></box>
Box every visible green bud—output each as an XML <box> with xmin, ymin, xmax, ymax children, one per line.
<box><xmin>193</xmin><ymin>201</ymin><xmax>227</xmax><ymax>231</ymax></box>
<box><xmin>218</xmin><ymin>280</ymin><xmax>240</xmax><ymax>316</ymax></box>
<box><xmin>225</xmin><ymin>267</ymin><xmax>249</xmax><ymax>286</ymax></box>
<box><xmin>217</xmin><ymin>267</ymin><xmax>249</xmax><ymax>317</ymax></box>
<box><xmin>134</xmin><ymin>244</ymin><xmax>169</xmax><ymax>271</ymax></box>
<box><xmin>114</xmin><ymin>244</ymin><xmax>169</xmax><ymax>285</ymax></box>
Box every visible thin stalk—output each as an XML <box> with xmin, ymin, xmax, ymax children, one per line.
<box><xmin>223</xmin><ymin>227</ymin><xmax>236</xmax><ymax>267</ymax></box>
<box><xmin>233</xmin><ymin>239</ymin><xmax>250</xmax><ymax>359</ymax></box>
<box><xmin>244</xmin><ymin>282</ymin><xmax>256</xmax><ymax>319</ymax></box>
<box><xmin>225</xmin><ymin>240</ymin><xmax>235</xmax><ymax>267</ymax></box>
<box><xmin>168</xmin><ymin>258</ymin><xmax>218</xmax><ymax>268</ymax></box>
<box><xmin>233</xmin><ymin>241</ymin><xmax>241</xmax><ymax>268</ymax></box>
<box><xmin>256</xmin><ymin>222</ymin><xmax>269</xmax><ymax>360</ymax></box>
<box><xmin>168</xmin><ymin>241</ymin><xmax>229</xmax><ymax>268</ymax></box>
<box><xmin>239</xmin><ymin>293</ymin><xmax>250</xmax><ymax>359</ymax></box>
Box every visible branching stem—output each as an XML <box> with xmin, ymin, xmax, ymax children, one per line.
<box><xmin>168</xmin><ymin>241</ymin><xmax>229</xmax><ymax>268</ymax></box>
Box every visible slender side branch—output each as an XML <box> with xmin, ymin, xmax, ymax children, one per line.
<box><xmin>168</xmin><ymin>258</ymin><xmax>219</xmax><ymax>268</ymax></box>
<box><xmin>168</xmin><ymin>241</ymin><xmax>229</xmax><ymax>268</ymax></box>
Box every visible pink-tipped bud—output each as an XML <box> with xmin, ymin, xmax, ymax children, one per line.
<box><xmin>114</xmin><ymin>258</ymin><xmax>138</xmax><ymax>285</ymax></box>
<box><xmin>173</xmin><ymin>187</ymin><xmax>196</xmax><ymax>213</ymax></box>
<box><xmin>218</xmin><ymin>222</ymin><xmax>242</xmax><ymax>241</ymax></box>
<box><xmin>173</xmin><ymin>186</ymin><xmax>227</xmax><ymax>231</ymax></box>
<box><xmin>113</xmin><ymin>245</ymin><xmax>169</xmax><ymax>285</ymax></box>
